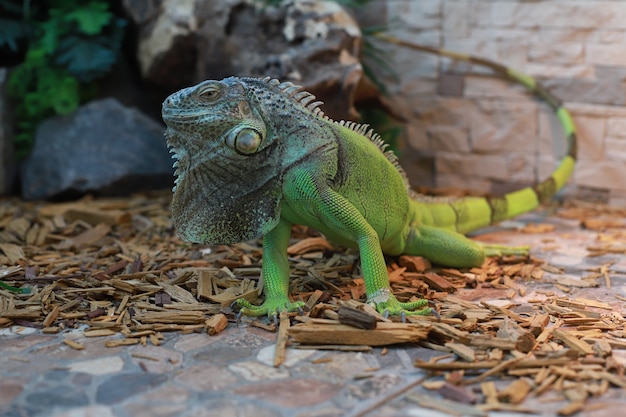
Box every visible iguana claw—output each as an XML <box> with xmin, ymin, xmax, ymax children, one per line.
<box><xmin>235</xmin><ymin>297</ymin><xmax>306</xmax><ymax>319</ymax></box>
<box><xmin>368</xmin><ymin>288</ymin><xmax>432</xmax><ymax>317</ymax></box>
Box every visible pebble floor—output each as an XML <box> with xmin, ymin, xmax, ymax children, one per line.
<box><xmin>2</xmin><ymin>209</ymin><xmax>626</xmax><ymax>417</ymax></box>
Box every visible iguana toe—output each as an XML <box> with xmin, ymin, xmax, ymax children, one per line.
<box><xmin>236</xmin><ymin>297</ymin><xmax>305</xmax><ymax>319</ymax></box>
<box><xmin>368</xmin><ymin>288</ymin><xmax>432</xmax><ymax>317</ymax></box>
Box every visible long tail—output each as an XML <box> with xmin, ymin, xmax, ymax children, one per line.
<box><xmin>375</xmin><ymin>34</ymin><xmax>577</xmax><ymax>234</ymax></box>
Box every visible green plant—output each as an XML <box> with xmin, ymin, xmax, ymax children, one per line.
<box><xmin>3</xmin><ymin>0</ymin><xmax>125</xmax><ymax>159</ymax></box>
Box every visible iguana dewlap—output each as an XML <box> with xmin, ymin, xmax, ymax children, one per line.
<box><xmin>162</xmin><ymin>48</ymin><xmax>576</xmax><ymax>318</ymax></box>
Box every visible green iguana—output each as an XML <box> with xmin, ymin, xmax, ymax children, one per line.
<box><xmin>162</xmin><ymin>41</ymin><xmax>576</xmax><ymax>318</ymax></box>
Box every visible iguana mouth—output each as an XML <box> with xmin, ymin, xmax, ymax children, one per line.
<box><xmin>162</xmin><ymin>110</ymin><xmax>209</xmax><ymax>124</ymax></box>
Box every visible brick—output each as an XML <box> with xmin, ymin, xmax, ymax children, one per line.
<box><xmin>594</xmin><ymin>30</ymin><xmax>626</xmax><ymax>43</ymax></box>
<box><xmin>478</xmin><ymin>1</ymin><xmax>626</xmax><ymax>29</ymax></box>
<box><xmin>405</xmin><ymin>124</ymin><xmax>430</xmax><ymax>151</ymax></box>
<box><xmin>408</xmin><ymin>97</ymin><xmax>471</xmax><ymax>129</ymax></box>
<box><xmin>586</xmin><ymin>44</ymin><xmax>626</xmax><ymax>67</ymax></box>
<box><xmin>542</xmin><ymin>79</ymin><xmax>626</xmax><ymax>107</ymax></box>
<box><xmin>596</xmin><ymin>66</ymin><xmax>626</xmax><ymax>82</ymax></box>
<box><xmin>531</xmin><ymin>28</ymin><xmax>592</xmax><ymax>44</ymax></box>
<box><xmin>567</xmin><ymin>102</ymin><xmax>626</xmax><ymax>118</ymax></box>
<box><xmin>438</xmin><ymin>73</ymin><xmax>464</xmax><ymax>97</ymax></box>
<box><xmin>469</xmin><ymin>99</ymin><xmax>538</xmax><ymax>153</ymax></box>
<box><xmin>605</xmin><ymin>138</ymin><xmax>626</xmax><ymax>162</ymax></box>
<box><xmin>607</xmin><ymin>118</ymin><xmax>626</xmax><ymax>138</ymax></box>
<box><xmin>529</xmin><ymin>42</ymin><xmax>583</xmax><ymax>64</ymax></box>
<box><xmin>568</xmin><ymin>115</ymin><xmax>606</xmax><ymax>161</ymax></box>
<box><xmin>444</xmin><ymin>38</ymin><xmax>528</xmax><ymax>70</ymax></box>
<box><xmin>435</xmin><ymin>152</ymin><xmax>510</xmax><ymax>181</ymax></box>
<box><xmin>436</xmin><ymin>173</ymin><xmax>493</xmax><ymax>194</ymax></box>
<box><xmin>464</xmin><ymin>75</ymin><xmax>531</xmax><ymax>100</ymax></box>
<box><xmin>401</xmin><ymin>152</ymin><xmax>435</xmax><ymax>188</ymax></box>
<box><xmin>443</xmin><ymin>0</ymin><xmax>470</xmax><ymax>38</ymax></box>
<box><xmin>429</xmin><ymin>126</ymin><xmax>471</xmax><ymax>152</ymax></box>
<box><xmin>525</xmin><ymin>63</ymin><xmax>595</xmax><ymax>80</ymax></box>
<box><xmin>387</xmin><ymin>0</ymin><xmax>441</xmax><ymax>31</ymax></box>
<box><xmin>506</xmin><ymin>152</ymin><xmax>535</xmax><ymax>183</ymax></box>
<box><xmin>575</xmin><ymin>160</ymin><xmax>626</xmax><ymax>191</ymax></box>
<box><xmin>379</xmin><ymin>33</ymin><xmax>439</xmax><ymax>95</ymax></box>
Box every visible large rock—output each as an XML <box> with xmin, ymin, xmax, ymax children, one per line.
<box><xmin>0</xmin><ymin>68</ymin><xmax>16</xmax><ymax>195</ymax></box>
<box><xmin>123</xmin><ymin>0</ymin><xmax>363</xmax><ymax>120</ymax></box>
<box><xmin>21</xmin><ymin>98</ymin><xmax>172</xmax><ymax>200</ymax></box>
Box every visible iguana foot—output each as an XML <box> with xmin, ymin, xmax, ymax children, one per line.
<box><xmin>479</xmin><ymin>243</ymin><xmax>530</xmax><ymax>257</ymax></box>
<box><xmin>367</xmin><ymin>288</ymin><xmax>432</xmax><ymax>317</ymax></box>
<box><xmin>236</xmin><ymin>297</ymin><xmax>306</xmax><ymax>319</ymax></box>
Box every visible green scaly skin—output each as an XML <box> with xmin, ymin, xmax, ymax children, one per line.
<box><xmin>162</xmin><ymin>41</ymin><xmax>577</xmax><ymax>318</ymax></box>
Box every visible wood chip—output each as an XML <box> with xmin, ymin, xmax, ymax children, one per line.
<box><xmin>63</xmin><ymin>339</ymin><xmax>85</xmax><ymax>350</ymax></box>
<box><xmin>497</xmin><ymin>378</ymin><xmax>532</xmax><ymax>404</ymax></box>
<box><xmin>274</xmin><ymin>311</ymin><xmax>290</xmax><ymax>367</ymax></box>
<box><xmin>0</xmin><ymin>243</ymin><xmax>25</xmax><ymax>264</ymax></box>
<box><xmin>287</xmin><ymin>237</ymin><xmax>333</xmax><ymax>255</ymax></box>
<box><xmin>205</xmin><ymin>313</ymin><xmax>228</xmax><ymax>336</ymax></box>
<box><xmin>553</xmin><ymin>329</ymin><xmax>594</xmax><ymax>355</ymax></box>
<box><xmin>289</xmin><ymin>321</ymin><xmax>430</xmax><ymax>346</ymax></box>
<box><xmin>83</xmin><ymin>329</ymin><xmax>116</xmax><ymax>337</ymax></box>
<box><xmin>445</xmin><ymin>342</ymin><xmax>476</xmax><ymax>362</ymax></box>
<box><xmin>337</xmin><ymin>305</ymin><xmax>377</xmax><ymax>330</ymax></box>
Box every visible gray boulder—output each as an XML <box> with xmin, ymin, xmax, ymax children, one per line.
<box><xmin>21</xmin><ymin>98</ymin><xmax>172</xmax><ymax>200</ymax></box>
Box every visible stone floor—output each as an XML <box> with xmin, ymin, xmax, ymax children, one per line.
<box><xmin>1</xmin><ymin>208</ymin><xmax>626</xmax><ymax>417</ymax></box>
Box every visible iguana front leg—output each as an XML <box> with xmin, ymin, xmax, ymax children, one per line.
<box><xmin>236</xmin><ymin>218</ymin><xmax>306</xmax><ymax>317</ymax></box>
<box><xmin>286</xmin><ymin>170</ymin><xmax>431</xmax><ymax>317</ymax></box>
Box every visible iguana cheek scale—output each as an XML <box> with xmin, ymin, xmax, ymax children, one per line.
<box><xmin>162</xmin><ymin>43</ymin><xmax>576</xmax><ymax>318</ymax></box>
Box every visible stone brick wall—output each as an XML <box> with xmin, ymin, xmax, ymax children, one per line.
<box><xmin>365</xmin><ymin>0</ymin><xmax>626</xmax><ymax>206</ymax></box>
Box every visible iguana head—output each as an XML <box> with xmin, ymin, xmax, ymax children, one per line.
<box><xmin>163</xmin><ymin>76</ymin><xmax>338</xmax><ymax>245</ymax></box>
<box><xmin>162</xmin><ymin>77</ymin><xmax>281</xmax><ymax>244</ymax></box>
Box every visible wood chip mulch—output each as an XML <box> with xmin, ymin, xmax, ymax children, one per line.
<box><xmin>1</xmin><ymin>193</ymin><xmax>625</xmax><ymax>415</ymax></box>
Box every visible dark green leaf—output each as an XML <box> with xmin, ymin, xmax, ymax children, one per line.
<box><xmin>38</xmin><ymin>19</ymin><xmax>62</xmax><ymax>54</ymax></box>
<box><xmin>54</xmin><ymin>35</ymin><xmax>116</xmax><ymax>82</ymax></box>
<box><xmin>0</xmin><ymin>18</ymin><xmax>30</xmax><ymax>51</ymax></box>
<box><xmin>64</xmin><ymin>1</ymin><xmax>112</xmax><ymax>35</ymax></box>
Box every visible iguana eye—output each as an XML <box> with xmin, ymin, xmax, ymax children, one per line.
<box><xmin>226</xmin><ymin>128</ymin><xmax>263</xmax><ymax>155</ymax></box>
<box><xmin>196</xmin><ymin>83</ymin><xmax>221</xmax><ymax>102</ymax></box>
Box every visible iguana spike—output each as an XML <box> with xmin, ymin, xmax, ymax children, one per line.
<box><xmin>278</xmin><ymin>81</ymin><xmax>295</xmax><ymax>90</ymax></box>
<box><xmin>312</xmin><ymin>107</ymin><xmax>324</xmax><ymax>116</ymax></box>
<box><xmin>268</xmin><ymin>78</ymin><xmax>281</xmax><ymax>86</ymax></box>
<box><xmin>283</xmin><ymin>85</ymin><xmax>302</xmax><ymax>97</ymax></box>
<box><xmin>307</xmin><ymin>101</ymin><xmax>325</xmax><ymax>113</ymax></box>
<box><xmin>294</xmin><ymin>92</ymin><xmax>317</xmax><ymax>106</ymax></box>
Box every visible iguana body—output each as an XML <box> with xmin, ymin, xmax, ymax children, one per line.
<box><xmin>162</xmin><ymin>44</ymin><xmax>576</xmax><ymax>318</ymax></box>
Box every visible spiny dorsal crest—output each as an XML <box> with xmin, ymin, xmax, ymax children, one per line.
<box><xmin>262</xmin><ymin>77</ymin><xmax>327</xmax><ymax>118</ymax></box>
<box><xmin>261</xmin><ymin>77</ymin><xmax>410</xmax><ymax>188</ymax></box>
